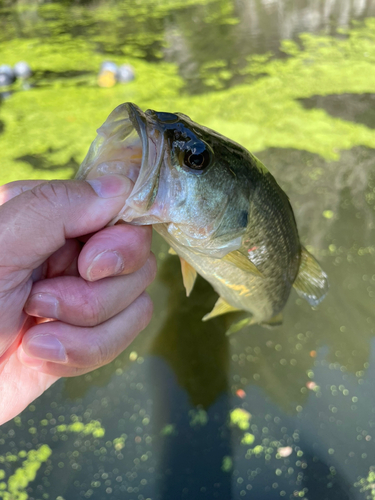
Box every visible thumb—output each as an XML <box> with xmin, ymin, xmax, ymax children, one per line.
<box><xmin>0</xmin><ymin>175</ymin><xmax>133</xmax><ymax>277</ymax></box>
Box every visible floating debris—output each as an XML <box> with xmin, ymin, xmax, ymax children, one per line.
<box><xmin>97</xmin><ymin>61</ymin><xmax>135</xmax><ymax>87</ymax></box>
<box><xmin>117</xmin><ymin>64</ymin><xmax>135</xmax><ymax>83</ymax></box>
<box><xmin>0</xmin><ymin>65</ymin><xmax>15</xmax><ymax>87</ymax></box>
<box><xmin>13</xmin><ymin>61</ymin><xmax>32</xmax><ymax>79</ymax></box>
<box><xmin>129</xmin><ymin>351</ymin><xmax>138</xmax><ymax>361</ymax></box>
<box><xmin>306</xmin><ymin>381</ymin><xmax>318</xmax><ymax>390</ymax></box>
<box><xmin>98</xmin><ymin>69</ymin><xmax>117</xmax><ymax>88</ymax></box>
<box><xmin>236</xmin><ymin>389</ymin><xmax>246</xmax><ymax>398</ymax></box>
<box><xmin>277</xmin><ymin>446</ymin><xmax>293</xmax><ymax>457</ymax></box>
<box><xmin>100</xmin><ymin>61</ymin><xmax>118</xmax><ymax>74</ymax></box>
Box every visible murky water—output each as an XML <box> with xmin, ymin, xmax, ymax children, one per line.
<box><xmin>1</xmin><ymin>1</ymin><xmax>375</xmax><ymax>499</ymax></box>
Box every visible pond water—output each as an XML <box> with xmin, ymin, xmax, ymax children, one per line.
<box><xmin>1</xmin><ymin>1</ymin><xmax>375</xmax><ymax>499</ymax></box>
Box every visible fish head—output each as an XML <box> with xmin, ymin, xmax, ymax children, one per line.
<box><xmin>76</xmin><ymin>103</ymin><xmax>256</xmax><ymax>257</ymax></box>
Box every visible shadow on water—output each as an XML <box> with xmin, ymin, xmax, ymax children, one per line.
<box><xmin>64</xmin><ymin>254</ymin><xmax>234</xmax><ymax>499</ymax></box>
<box><xmin>15</xmin><ymin>152</ymin><xmax>80</xmax><ymax>171</ymax></box>
<box><xmin>299</xmin><ymin>93</ymin><xmax>375</xmax><ymax>131</ymax></box>
<box><xmin>149</xmin><ymin>256</ymin><xmax>232</xmax><ymax>499</ymax></box>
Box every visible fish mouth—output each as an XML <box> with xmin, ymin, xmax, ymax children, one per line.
<box><xmin>76</xmin><ymin>102</ymin><xmax>166</xmax><ymax>224</ymax></box>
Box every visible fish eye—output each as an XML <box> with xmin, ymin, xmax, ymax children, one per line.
<box><xmin>183</xmin><ymin>149</ymin><xmax>211</xmax><ymax>170</ymax></box>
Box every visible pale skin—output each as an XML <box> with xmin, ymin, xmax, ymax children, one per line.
<box><xmin>0</xmin><ymin>174</ymin><xmax>156</xmax><ymax>426</ymax></box>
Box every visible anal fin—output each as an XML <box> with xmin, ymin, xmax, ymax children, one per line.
<box><xmin>202</xmin><ymin>297</ymin><xmax>241</xmax><ymax>322</ymax></box>
<box><xmin>226</xmin><ymin>312</ymin><xmax>283</xmax><ymax>335</ymax></box>
<box><xmin>226</xmin><ymin>317</ymin><xmax>254</xmax><ymax>335</ymax></box>
<box><xmin>261</xmin><ymin>312</ymin><xmax>283</xmax><ymax>329</ymax></box>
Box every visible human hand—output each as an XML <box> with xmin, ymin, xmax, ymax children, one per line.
<box><xmin>0</xmin><ymin>175</ymin><xmax>155</xmax><ymax>425</ymax></box>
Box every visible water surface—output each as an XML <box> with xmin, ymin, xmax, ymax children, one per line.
<box><xmin>0</xmin><ymin>1</ymin><xmax>375</xmax><ymax>499</ymax></box>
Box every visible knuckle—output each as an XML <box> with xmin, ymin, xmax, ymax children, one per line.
<box><xmin>80</xmin><ymin>289</ymin><xmax>108</xmax><ymax>327</ymax></box>
<box><xmin>138</xmin><ymin>293</ymin><xmax>154</xmax><ymax>330</ymax></box>
<box><xmin>90</xmin><ymin>333</ymin><xmax>114</xmax><ymax>367</ymax></box>
<box><xmin>144</xmin><ymin>253</ymin><xmax>157</xmax><ymax>285</ymax></box>
<box><xmin>32</xmin><ymin>181</ymin><xmax>70</xmax><ymax>211</ymax></box>
<box><xmin>59</xmin><ymin>281</ymin><xmax>107</xmax><ymax>327</ymax></box>
<box><xmin>133</xmin><ymin>225</ymin><xmax>152</xmax><ymax>251</ymax></box>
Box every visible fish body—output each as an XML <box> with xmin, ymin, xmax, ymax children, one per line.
<box><xmin>76</xmin><ymin>103</ymin><xmax>328</xmax><ymax>325</ymax></box>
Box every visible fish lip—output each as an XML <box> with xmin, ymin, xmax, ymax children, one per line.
<box><xmin>125</xmin><ymin>103</ymin><xmax>147</xmax><ymax>136</ymax></box>
<box><xmin>125</xmin><ymin>102</ymin><xmax>154</xmax><ymax>190</ymax></box>
<box><xmin>125</xmin><ymin>102</ymin><xmax>148</xmax><ymax>157</ymax></box>
<box><xmin>119</xmin><ymin>103</ymin><xmax>168</xmax><ymax>222</ymax></box>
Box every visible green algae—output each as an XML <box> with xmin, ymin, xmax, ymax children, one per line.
<box><xmin>189</xmin><ymin>408</ymin><xmax>208</xmax><ymax>426</ymax></box>
<box><xmin>113</xmin><ymin>435</ymin><xmax>127</xmax><ymax>451</ymax></box>
<box><xmin>1</xmin><ymin>18</ymin><xmax>375</xmax><ymax>185</ymax></box>
<box><xmin>221</xmin><ymin>455</ymin><xmax>233</xmax><ymax>472</ymax></box>
<box><xmin>241</xmin><ymin>432</ymin><xmax>255</xmax><ymax>445</ymax></box>
<box><xmin>55</xmin><ymin>419</ymin><xmax>105</xmax><ymax>438</ymax></box>
<box><xmin>0</xmin><ymin>445</ymin><xmax>51</xmax><ymax>500</ymax></box>
<box><xmin>160</xmin><ymin>423</ymin><xmax>177</xmax><ymax>436</ymax></box>
<box><xmin>229</xmin><ymin>408</ymin><xmax>251</xmax><ymax>430</ymax></box>
<box><xmin>355</xmin><ymin>469</ymin><xmax>375</xmax><ymax>499</ymax></box>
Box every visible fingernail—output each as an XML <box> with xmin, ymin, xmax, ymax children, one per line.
<box><xmin>87</xmin><ymin>175</ymin><xmax>133</xmax><ymax>198</ymax></box>
<box><xmin>24</xmin><ymin>334</ymin><xmax>67</xmax><ymax>363</ymax></box>
<box><xmin>25</xmin><ymin>293</ymin><xmax>59</xmax><ymax>318</ymax></box>
<box><xmin>87</xmin><ymin>250</ymin><xmax>124</xmax><ymax>281</ymax></box>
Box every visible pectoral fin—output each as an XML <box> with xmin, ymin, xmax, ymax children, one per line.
<box><xmin>202</xmin><ymin>297</ymin><xmax>241</xmax><ymax>321</ymax></box>
<box><xmin>293</xmin><ymin>246</ymin><xmax>329</xmax><ymax>306</ymax></box>
<box><xmin>180</xmin><ymin>257</ymin><xmax>197</xmax><ymax>297</ymax></box>
<box><xmin>222</xmin><ymin>250</ymin><xmax>264</xmax><ymax>277</ymax></box>
<box><xmin>168</xmin><ymin>247</ymin><xmax>177</xmax><ymax>255</ymax></box>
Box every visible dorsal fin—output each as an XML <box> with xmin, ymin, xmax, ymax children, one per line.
<box><xmin>293</xmin><ymin>246</ymin><xmax>329</xmax><ymax>306</ymax></box>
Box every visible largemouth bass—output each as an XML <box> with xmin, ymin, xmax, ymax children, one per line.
<box><xmin>76</xmin><ymin>103</ymin><xmax>328</xmax><ymax>327</ymax></box>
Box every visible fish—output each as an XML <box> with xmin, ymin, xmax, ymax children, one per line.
<box><xmin>76</xmin><ymin>102</ymin><xmax>328</xmax><ymax>328</ymax></box>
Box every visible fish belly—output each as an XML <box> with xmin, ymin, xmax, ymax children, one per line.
<box><xmin>159</xmin><ymin>230</ymin><xmax>276</xmax><ymax>323</ymax></box>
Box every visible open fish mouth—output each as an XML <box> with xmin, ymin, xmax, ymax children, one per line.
<box><xmin>77</xmin><ymin>103</ymin><xmax>144</xmax><ymax>184</ymax></box>
<box><xmin>76</xmin><ymin>103</ymin><xmax>166</xmax><ymax>224</ymax></box>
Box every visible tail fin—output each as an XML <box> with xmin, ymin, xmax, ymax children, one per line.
<box><xmin>293</xmin><ymin>246</ymin><xmax>329</xmax><ymax>306</ymax></box>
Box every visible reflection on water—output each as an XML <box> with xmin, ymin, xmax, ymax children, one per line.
<box><xmin>1</xmin><ymin>1</ymin><xmax>375</xmax><ymax>499</ymax></box>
